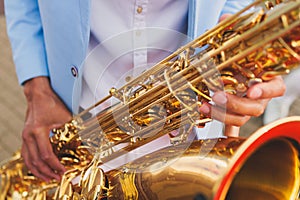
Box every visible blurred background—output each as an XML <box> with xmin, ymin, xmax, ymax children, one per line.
<box><xmin>0</xmin><ymin>2</ymin><xmax>299</xmax><ymax>163</ymax></box>
<box><xmin>0</xmin><ymin>2</ymin><xmax>26</xmax><ymax>163</ymax></box>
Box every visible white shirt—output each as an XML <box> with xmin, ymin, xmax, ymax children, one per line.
<box><xmin>79</xmin><ymin>0</ymin><xmax>224</xmax><ymax>171</ymax></box>
<box><xmin>80</xmin><ymin>0</ymin><xmax>189</xmax><ymax>109</ymax></box>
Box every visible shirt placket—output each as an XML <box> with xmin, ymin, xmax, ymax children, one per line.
<box><xmin>133</xmin><ymin>0</ymin><xmax>148</xmax><ymax>74</ymax></box>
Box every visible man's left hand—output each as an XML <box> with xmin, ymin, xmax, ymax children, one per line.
<box><xmin>199</xmin><ymin>76</ymin><xmax>286</xmax><ymax>136</ymax></box>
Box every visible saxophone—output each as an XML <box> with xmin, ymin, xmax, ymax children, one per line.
<box><xmin>1</xmin><ymin>0</ymin><xmax>300</xmax><ymax>199</ymax></box>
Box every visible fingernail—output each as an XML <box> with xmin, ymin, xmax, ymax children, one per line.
<box><xmin>200</xmin><ymin>103</ymin><xmax>210</xmax><ymax>114</ymax></box>
<box><xmin>213</xmin><ymin>92</ymin><xmax>227</xmax><ymax>104</ymax></box>
<box><xmin>250</xmin><ymin>87</ymin><xmax>262</xmax><ymax>99</ymax></box>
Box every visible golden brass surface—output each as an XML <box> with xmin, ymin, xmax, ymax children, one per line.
<box><xmin>106</xmin><ymin>132</ymin><xmax>299</xmax><ymax>200</ymax></box>
<box><xmin>1</xmin><ymin>0</ymin><xmax>300</xmax><ymax>199</ymax></box>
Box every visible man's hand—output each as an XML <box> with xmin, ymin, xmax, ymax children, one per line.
<box><xmin>22</xmin><ymin>77</ymin><xmax>72</xmax><ymax>182</ymax></box>
<box><xmin>197</xmin><ymin>14</ymin><xmax>287</xmax><ymax>137</ymax></box>
<box><xmin>199</xmin><ymin>76</ymin><xmax>286</xmax><ymax>136</ymax></box>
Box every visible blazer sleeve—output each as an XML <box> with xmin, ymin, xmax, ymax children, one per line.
<box><xmin>4</xmin><ymin>0</ymin><xmax>49</xmax><ymax>85</ymax></box>
<box><xmin>221</xmin><ymin>0</ymin><xmax>253</xmax><ymax>15</ymax></box>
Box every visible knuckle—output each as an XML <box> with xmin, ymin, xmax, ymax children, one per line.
<box><xmin>253</xmin><ymin>104</ymin><xmax>265</xmax><ymax>117</ymax></box>
<box><xmin>31</xmin><ymin>160</ymin><xmax>39</xmax><ymax>168</ymax></box>
<box><xmin>22</xmin><ymin>128</ymin><xmax>31</xmax><ymax>139</ymax></box>
<box><xmin>22</xmin><ymin>133</ymin><xmax>33</xmax><ymax>143</ymax></box>
<box><xmin>21</xmin><ymin>133</ymin><xmax>29</xmax><ymax>142</ymax></box>
<box><xmin>233</xmin><ymin>121</ymin><xmax>243</xmax><ymax>127</ymax></box>
<box><xmin>229</xmin><ymin>103</ymin><xmax>238</xmax><ymax>112</ymax></box>
<box><xmin>32</xmin><ymin>160</ymin><xmax>45</xmax><ymax>171</ymax></box>
<box><xmin>243</xmin><ymin>116</ymin><xmax>251</xmax><ymax>124</ymax></box>
<box><xmin>233</xmin><ymin>116</ymin><xmax>250</xmax><ymax>126</ymax></box>
<box><xmin>41</xmin><ymin>153</ymin><xmax>51</xmax><ymax>162</ymax></box>
<box><xmin>280</xmin><ymin>83</ymin><xmax>286</xmax><ymax>96</ymax></box>
<box><xmin>31</xmin><ymin>127</ymin><xmax>43</xmax><ymax>135</ymax></box>
<box><xmin>22</xmin><ymin>126</ymin><xmax>43</xmax><ymax>139</ymax></box>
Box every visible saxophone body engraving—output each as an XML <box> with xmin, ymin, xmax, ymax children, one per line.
<box><xmin>1</xmin><ymin>0</ymin><xmax>300</xmax><ymax>199</ymax></box>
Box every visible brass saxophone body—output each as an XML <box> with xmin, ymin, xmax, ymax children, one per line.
<box><xmin>107</xmin><ymin>119</ymin><xmax>300</xmax><ymax>200</ymax></box>
<box><xmin>1</xmin><ymin>0</ymin><xmax>300</xmax><ymax>199</ymax></box>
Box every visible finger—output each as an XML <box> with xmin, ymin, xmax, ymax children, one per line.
<box><xmin>34</xmin><ymin>127</ymin><xmax>66</xmax><ymax>176</ymax></box>
<box><xmin>213</xmin><ymin>91</ymin><xmax>269</xmax><ymax>117</ymax></box>
<box><xmin>198</xmin><ymin>102</ymin><xmax>211</xmax><ymax>116</ymax></box>
<box><xmin>219</xmin><ymin>13</ymin><xmax>232</xmax><ymax>22</ymax></box>
<box><xmin>212</xmin><ymin>104</ymin><xmax>251</xmax><ymax>126</ymax></box>
<box><xmin>199</xmin><ymin>102</ymin><xmax>251</xmax><ymax>126</ymax></box>
<box><xmin>247</xmin><ymin>76</ymin><xmax>286</xmax><ymax>99</ymax></box>
<box><xmin>224</xmin><ymin>125</ymin><xmax>240</xmax><ymax>137</ymax></box>
<box><xmin>22</xmin><ymin>129</ymin><xmax>41</xmax><ymax>168</ymax></box>
<box><xmin>21</xmin><ymin>143</ymin><xmax>51</xmax><ymax>182</ymax></box>
<box><xmin>23</xmin><ymin>128</ymin><xmax>62</xmax><ymax>181</ymax></box>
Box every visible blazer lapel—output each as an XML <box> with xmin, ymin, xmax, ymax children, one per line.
<box><xmin>188</xmin><ymin>0</ymin><xmax>226</xmax><ymax>39</ymax></box>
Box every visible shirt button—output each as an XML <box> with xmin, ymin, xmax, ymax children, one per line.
<box><xmin>136</xmin><ymin>30</ymin><xmax>141</xmax><ymax>37</ymax></box>
<box><xmin>137</xmin><ymin>6</ymin><xmax>143</xmax><ymax>14</ymax></box>
<box><xmin>71</xmin><ymin>66</ymin><xmax>78</xmax><ymax>77</ymax></box>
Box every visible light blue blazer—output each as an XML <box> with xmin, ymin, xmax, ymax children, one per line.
<box><xmin>5</xmin><ymin>0</ymin><xmax>252</xmax><ymax>113</ymax></box>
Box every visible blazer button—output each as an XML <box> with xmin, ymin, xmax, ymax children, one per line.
<box><xmin>71</xmin><ymin>66</ymin><xmax>78</xmax><ymax>77</ymax></box>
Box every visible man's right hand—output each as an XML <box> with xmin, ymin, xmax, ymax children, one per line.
<box><xmin>22</xmin><ymin>76</ymin><xmax>72</xmax><ymax>182</ymax></box>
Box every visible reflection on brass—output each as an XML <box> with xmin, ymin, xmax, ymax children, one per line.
<box><xmin>1</xmin><ymin>0</ymin><xmax>300</xmax><ymax>199</ymax></box>
<box><xmin>106</xmin><ymin>135</ymin><xmax>299</xmax><ymax>200</ymax></box>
